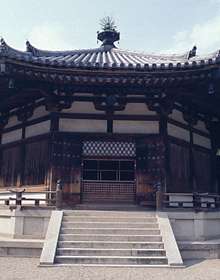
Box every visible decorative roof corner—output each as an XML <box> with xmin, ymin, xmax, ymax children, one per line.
<box><xmin>26</xmin><ymin>40</ymin><xmax>33</xmax><ymax>53</ymax></box>
<box><xmin>188</xmin><ymin>45</ymin><xmax>197</xmax><ymax>59</ymax></box>
<box><xmin>0</xmin><ymin>38</ymin><xmax>8</xmax><ymax>55</ymax></box>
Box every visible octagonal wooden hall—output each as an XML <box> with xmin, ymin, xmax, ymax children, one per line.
<box><xmin>0</xmin><ymin>20</ymin><xmax>220</xmax><ymax>206</ymax></box>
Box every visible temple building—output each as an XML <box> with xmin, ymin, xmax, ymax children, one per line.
<box><xmin>0</xmin><ymin>19</ymin><xmax>220</xmax><ymax>206</ymax></box>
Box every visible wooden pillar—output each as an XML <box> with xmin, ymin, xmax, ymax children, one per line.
<box><xmin>189</xmin><ymin>121</ymin><xmax>195</xmax><ymax>192</ymax></box>
<box><xmin>209</xmin><ymin>120</ymin><xmax>219</xmax><ymax>193</ymax></box>
<box><xmin>0</xmin><ymin>114</ymin><xmax>9</xmax><ymax>188</ymax></box>
<box><xmin>156</xmin><ymin>189</ymin><xmax>163</xmax><ymax>210</ymax></box>
<box><xmin>106</xmin><ymin>109</ymin><xmax>113</xmax><ymax>133</ymax></box>
<box><xmin>183</xmin><ymin>105</ymin><xmax>197</xmax><ymax>193</ymax></box>
<box><xmin>159</xmin><ymin>113</ymin><xmax>170</xmax><ymax>193</ymax></box>
<box><xmin>19</xmin><ymin>121</ymin><xmax>26</xmax><ymax>187</ymax></box>
<box><xmin>0</xmin><ymin>126</ymin><xmax>3</xmax><ymax>188</ymax></box>
<box><xmin>16</xmin><ymin>105</ymin><xmax>34</xmax><ymax>187</ymax></box>
<box><xmin>49</xmin><ymin>112</ymin><xmax>59</xmax><ymax>191</ymax></box>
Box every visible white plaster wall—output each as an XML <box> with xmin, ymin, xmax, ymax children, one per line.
<box><xmin>193</xmin><ymin>133</ymin><xmax>211</xmax><ymax>149</ymax></box>
<box><xmin>5</xmin><ymin>116</ymin><xmax>21</xmax><ymax>129</ymax></box>
<box><xmin>168</xmin><ymin>123</ymin><xmax>190</xmax><ymax>142</ymax></box>
<box><xmin>25</xmin><ymin>121</ymin><xmax>50</xmax><ymax>138</ymax></box>
<box><xmin>116</xmin><ymin>103</ymin><xmax>156</xmax><ymax>115</ymax></box>
<box><xmin>194</xmin><ymin>120</ymin><xmax>209</xmax><ymax>134</ymax></box>
<box><xmin>59</xmin><ymin>119</ymin><xmax>107</xmax><ymax>133</ymax></box>
<box><xmin>62</xmin><ymin>102</ymin><xmax>103</xmax><ymax>114</ymax></box>
<box><xmin>113</xmin><ymin>120</ymin><xmax>159</xmax><ymax>134</ymax></box>
<box><xmin>29</xmin><ymin>106</ymin><xmax>49</xmax><ymax>121</ymax></box>
<box><xmin>1</xmin><ymin>129</ymin><xmax>22</xmax><ymax>144</ymax></box>
<box><xmin>169</xmin><ymin>109</ymin><xmax>188</xmax><ymax>125</ymax></box>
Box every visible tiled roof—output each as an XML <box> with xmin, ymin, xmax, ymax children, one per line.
<box><xmin>0</xmin><ymin>38</ymin><xmax>220</xmax><ymax>71</ymax></box>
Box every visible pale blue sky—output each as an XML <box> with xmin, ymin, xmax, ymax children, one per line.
<box><xmin>1</xmin><ymin>0</ymin><xmax>220</xmax><ymax>54</ymax></box>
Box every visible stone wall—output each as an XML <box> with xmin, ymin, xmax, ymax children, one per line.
<box><xmin>0</xmin><ymin>209</ymin><xmax>51</xmax><ymax>239</ymax></box>
<box><xmin>168</xmin><ymin>211</ymin><xmax>220</xmax><ymax>241</ymax></box>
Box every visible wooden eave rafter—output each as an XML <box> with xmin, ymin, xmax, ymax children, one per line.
<box><xmin>0</xmin><ymin>59</ymin><xmax>219</xmax><ymax>117</ymax></box>
<box><xmin>3</xmin><ymin>60</ymin><xmax>214</xmax><ymax>92</ymax></box>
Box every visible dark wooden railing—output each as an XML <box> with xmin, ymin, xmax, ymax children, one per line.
<box><xmin>0</xmin><ymin>190</ymin><xmax>57</xmax><ymax>208</ymax></box>
<box><xmin>0</xmin><ymin>181</ymin><xmax>63</xmax><ymax>209</ymax></box>
<box><xmin>158</xmin><ymin>192</ymin><xmax>220</xmax><ymax>210</ymax></box>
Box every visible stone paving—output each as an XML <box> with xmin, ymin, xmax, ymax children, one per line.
<box><xmin>1</xmin><ymin>258</ymin><xmax>220</xmax><ymax>280</ymax></box>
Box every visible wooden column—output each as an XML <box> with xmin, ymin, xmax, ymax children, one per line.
<box><xmin>189</xmin><ymin>121</ymin><xmax>195</xmax><ymax>192</ymax></box>
<box><xmin>49</xmin><ymin>112</ymin><xmax>59</xmax><ymax>191</ymax></box>
<box><xmin>159</xmin><ymin>113</ymin><xmax>170</xmax><ymax>193</ymax></box>
<box><xmin>0</xmin><ymin>114</ymin><xmax>9</xmax><ymax>187</ymax></box>
<box><xmin>209</xmin><ymin>120</ymin><xmax>219</xmax><ymax>193</ymax></box>
<box><xmin>16</xmin><ymin>105</ymin><xmax>34</xmax><ymax>187</ymax></box>
<box><xmin>0</xmin><ymin>125</ymin><xmax>3</xmax><ymax>188</ymax></box>
<box><xmin>183</xmin><ymin>106</ymin><xmax>198</xmax><ymax>192</ymax></box>
<box><xmin>19</xmin><ymin>121</ymin><xmax>26</xmax><ymax>187</ymax></box>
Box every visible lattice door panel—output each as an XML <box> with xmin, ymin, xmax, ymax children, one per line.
<box><xmin>83</xmin><ymin>141</ymin><xmax>136</xmax><ymax>157</ymax></box>
<box><xmin>82</xmin><ymin>182</ymin><xmax>136</xmax><ymax>203</ymax></box>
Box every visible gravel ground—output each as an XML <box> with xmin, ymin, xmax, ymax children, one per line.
<box><xmin>1</xmin><ymin>258</ymin><xmax>220</xmax><ymax>280</ymax></box>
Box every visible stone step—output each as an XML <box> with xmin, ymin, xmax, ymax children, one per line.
<box><xmin>82</xmin><ymin>194</ymin><xmax>135</xmax><ymax>198</ymax></box>
<box><xmin>55</xmin><ymin>255</ymin><xmax>168</xmax><ymax>265</ymax></box>
<box><xmin>61</xmin><ymin>222</ymin><xmax>159</xmax><ymax>229</ymax></box>
<box><xmin>59</xmin><ymin>234</ymin><xmax>162</xmax><ymax>242</ymax></box>
<box><xmin>62</xmin><ymin>216</ymin><xmax>157</xmax><ymax>223</ymax></box>
<box><xmin>74</xmin><ymin>204</ymin><xmax>142</xmax><ymax>211</ymax></box>
<box><xmin>63</xmin><ymin>210</ymin><xmax>156</xmax><ymax>217</ymax></box>
<box><xmin>60</xmin><ymin>228</ymin><xmax>160</xmax><ymax>235</ymax></box>
<box><xmin>82</xmin><ymin>200</ymin><xmax>135</xmax><ymax>205</ymax></box>
<box><xmin>58</xmin><ymin>241</ymin><xmax>164</xmax><ymax>249</ymax></box>
<box><xmin>82</xmin><ymin>197</ymin><xmax>135</xmax><ymax>201</ymax></box>
<box><xmin>56</xmin><ymin>248</ymin><xmax>166</xmax><ymax>257</ymax></box>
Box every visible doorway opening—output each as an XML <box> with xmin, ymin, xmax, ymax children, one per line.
<box><xmin>81</xmin><ymin>159</ymin><xmax>136</xmax><ymax>203</ymax></box>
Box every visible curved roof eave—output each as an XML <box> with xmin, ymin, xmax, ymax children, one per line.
<box><xmin>1</xmin><ymin>38</ymin><xmax>220</xmax><ymax>71</ymax></box>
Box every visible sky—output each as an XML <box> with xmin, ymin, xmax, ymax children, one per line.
<box><xmin>1</xmin><ymin>0</ymin><xmax>220</xmax><ymax>55</ymax></box>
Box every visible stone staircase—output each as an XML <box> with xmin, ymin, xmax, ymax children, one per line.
<box><xmin>54</xmin><ymin>210</ymin><xmax>168</xmax><ymax>266</ymax></box>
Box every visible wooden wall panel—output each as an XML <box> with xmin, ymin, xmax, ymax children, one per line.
<box><xmin>193</xmin><ymin>148</ymin><xmax>211</xmax><ymax>192</ymax></box>
<box><xmin>1</xmin><ymin>146</ymin><xmax>22</xmax><ymax>187</ymax></box>
<box><xmin>136</xmin><ymin>137</ymin><xmax>163</xmax><ymax>194</ymax></box>
<box><xmin>23</xmin><ymin>140</ymin><xmax>49</xmax><ymax>185</ymax></box>
<box><xmin>51</xmin><ymin>136</ymin><xmax>82</xmax><ymax>195</ymax></box>
<box><xmin>169</xmin><ymin>143</ymin><xmax>190</xmax><ymax>192</ymax></box>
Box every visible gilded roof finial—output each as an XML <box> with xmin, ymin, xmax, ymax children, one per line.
<box><xmin>100</xmin><ymin>16</ymin><xmax>117</xmax><ymax>32</ymax></box>
<box><xmin>97</xmin><ymin>17</ymin><xmax>120</xmax><ymax>47</ymax></box>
